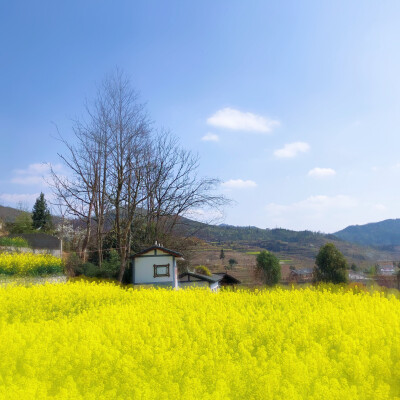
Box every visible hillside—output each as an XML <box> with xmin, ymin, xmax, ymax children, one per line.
<box><xmin>2</xmin><ymin>203</ymin><xmax>399</xmax><ymax>271</ymax></box>
<box><xmin>0</xmin><ymin>205</ymin><xmax>23</xmax><ymax>223</ymax></box>
<box><xmin>335</xmin><ymin>219</ymin><xmax>400</xmax><ymax>248</ymax></box>
<box><xmin>176</xmin><ymin>218</ymin><xmax>400</xmax><ymax>272</ymax></box>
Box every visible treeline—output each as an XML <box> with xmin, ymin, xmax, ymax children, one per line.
<box><xmin>177</xmin><ymin>220</ymin><xmax>339</xmax><ymax>245</ymax></box>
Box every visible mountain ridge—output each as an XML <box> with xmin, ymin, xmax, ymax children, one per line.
<box><xmin>334</xmin><ymin>218</ymin><xmax>400</xmax><ymax>247</ymax></box>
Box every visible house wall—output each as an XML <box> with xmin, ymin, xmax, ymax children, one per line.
<box><xmin>210</xmin><ymin>281</ymin><xmax>219</xmax><ymax>291</ymax></box>
<box><xmin>133</xmin><ymin>254</ymin><xmax>175</xmax><ymax>285</ymax></box>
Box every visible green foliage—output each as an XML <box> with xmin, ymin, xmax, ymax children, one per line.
<box><xmin>101</xmin><ymin>249</ymin><xmax>121</xmax><ymax>278</ymax></box>
<box><xmin>10</xmin><ymin>212</ymin><xmax>34</xmax><ymax>234</ymax></box>
<box><xmin>195</xmin><ymin>265</ymin><xmax>212</xmax><ymax>276</ymax></box>
<box><xmin>65</xmin><ymin>252</ymin><xmax>82</xmax><ymax>276</ymax></box>
<box><xmin>315</xmin><ymin>243</ymin><xmax>348</xmax><ymax>284</ymax></box>
<box><xmin>256</xmin><ymin>250</ymin><xmax>281</xmax><ymax>286</ymax></box>
<box><xmin>0</xmin><ymin>237</ymin><xmax>29</xmax><ymax>248</ymax></box>
<box><xmin>227</xmin><ymin>258</ymin><xmax>237</xmax><ymax>269</ymax></box>
<box><xmin>219</xmin><ymin>248</ymin><xmax>225</xmax><ymax>260</ymax></box>
<box><xmin>350</xmin><ymin>263</ymin><xmax>358</xmax><ymax>271</ymax></box>
<box><xmin>32</xmin><ymin>193</ymin><xmax>52</xmax><ymax>232</ymax></box>
<box><xmin>73</xmin><ymin>249</ymin><xmax>121</xmax><ymax>279</ymax></box>
<box><xmin>76</xmin><ymin>262</ymin><xmax>100</xmax><ymax>278</ymax></box>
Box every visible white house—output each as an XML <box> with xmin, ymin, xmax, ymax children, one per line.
<box><xmin>130</xmin><ymin>244</ymin><xmax>184</xmax><ymax>288</ymax></box>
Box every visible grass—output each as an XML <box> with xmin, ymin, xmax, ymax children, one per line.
<box><xmin>0</xmin><ymin>237</ymin><xmax>30</xmax><ymax>248</ymax></box>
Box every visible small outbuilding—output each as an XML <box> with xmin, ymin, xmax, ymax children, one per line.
<box><xmin>130</xmin><ymin>244</ymin><xmax>184</xmax><ymax>288</ymax></box>
<box><xmin>179</xmin><ymin>271</ymin><xmax>241</xmax><ymax>291</ymax></box>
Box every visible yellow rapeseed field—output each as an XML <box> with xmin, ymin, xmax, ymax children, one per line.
<box><xmin>0</xmin><ymin>282</ymin><xmax>399</xmax><ymax>399</ymax></box>
<box><xmin>0</xmin><ymin>253</ymin><xmax>63</xmax><ymax>275</ymax></box>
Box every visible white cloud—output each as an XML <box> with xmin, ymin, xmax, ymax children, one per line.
<box><xmin>308</xmin><ymin>167</ymin><xmax>336</xmax><ymax>178</ymax></box>
<box><xmin>207</xmin><ymin>107</ymin><xmax>279</xmax><ymax>133</ymax></box>
<box><xmin>11</xmin><ymin>163</ymin><xmax>62</xmax><ymax>186</ymax></box>
<box><xmin>221</xmin><ymin>179</ymin><xmax>257</xmax><ymax>189</ymax></box>
<box><xmin>265</xmin><ymin>195</ymin><xmax>359</xmax><ymax>232</ymax></box>
<box><xmin>274</xmin><ymin>142</ymin><xmax>310</xmax><ymax>158</ymax></box>
<box><xmin>201</xmin><ymin>133</ymin><xmax>219</xmax><ymax>142</ymax></box>
<box><xmin>267</xmin><ymin>195</ymin><xmax>357</xmax><ymax>214</ymax></box>
<box><xmin>14</xmin><ymin>163</ymin><xmax>52</xmax><ymax>175</ymax></box>
<box><xmin>374</xmin><ymin>203</ymin><xmax>386</xmax><ymax>211</ymax></box>
<box><xmin>11</xmin><ymin>175</ymin><xmax>46</xmax><ymax>185</ymax></box>
<box><xmin>0</xmin><ymin>193</ymin><xmax>40</xmax><ymax>205</ymax></box>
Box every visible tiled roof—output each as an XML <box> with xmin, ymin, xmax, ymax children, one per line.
<box><xmin>131</xmin><ymin>245</ymin><xmax>183</xmax><ymax>258</ymax></box>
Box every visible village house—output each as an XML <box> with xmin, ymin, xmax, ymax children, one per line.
<box><xmin>129</xmin><ymin>243</ymin><xmax>241</xmax><ymax>290</ymax></box>
<box><xmin>289</xmin><ymin>268</ymin><xmax>314</xmax><ymax>283</ymax></box>
<box><xmin>130</xmin><ymin>243</ymin><xmax>183</xmax><ymax>288</ymax></box>
<box><xmin>376</xmin><ymin>261</ymin><xmax>397</xmax><ymax>276</ymax></box>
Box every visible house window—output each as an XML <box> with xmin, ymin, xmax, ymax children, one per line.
<box><xmin>154</xmin><ymin>264</ymin><xmax>170</xmax><ymax>277</ymax></box>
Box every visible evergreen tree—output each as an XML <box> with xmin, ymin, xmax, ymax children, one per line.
<box><xmin>219</xmin><ymin>248</ymin><xmax>225</xmax><ymax>261</ymax></box>
<box><xmin>32</xmin><ymin>193</ymin><xmax>52</xmax><ymax>231</ymax></box>
<box><xmin>314</xmin><ymin>243</ymin><xmax>348</xmax><ymax>284</ymax></box>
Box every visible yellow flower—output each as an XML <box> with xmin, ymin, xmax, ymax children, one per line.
<box><xmin>0</xmin><ymin>282</ymin><xmax>399</xmax><ymax>399</ymax></box>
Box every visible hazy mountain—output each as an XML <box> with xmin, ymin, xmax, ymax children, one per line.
<box><xmin>335</xmin><ymin>219</ymin><xmax>400</xmax><ymax>248</ymax></box>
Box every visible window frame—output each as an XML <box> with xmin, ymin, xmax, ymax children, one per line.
<box><xmin>153</xmin><ymin>263</ymin><xmax>170</xmax><ymax>278</ymax></box>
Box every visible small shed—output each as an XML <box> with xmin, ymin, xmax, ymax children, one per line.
<box><xmin>130</xmin><ymin>244</ymin><xmax>184</xmax><ymax>288</ymax></box>
<box><xmin>179</xmin><ymin>271</ymin><xmax>241</xmax><ymax>291</ymax></box>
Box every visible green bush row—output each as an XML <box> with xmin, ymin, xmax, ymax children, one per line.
<box><xmin>0</xmin><ymin>237</ymin><xmax>30</xmax><ymax>248</ymax></box>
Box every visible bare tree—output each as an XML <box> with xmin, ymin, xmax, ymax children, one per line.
<box><xmin>50</xmin><ymin>126</ymin><xmax>100</xmax><ymax>261</ymax></box>
<box><xmin>144</xmin><ymin>131</ymin><xmax>227</xmax><ymax>244</ymax></box>
<box><xmin>51</xmin><ymin>68</ymin><xmax>228</xmax><ymax>282</ymax></box>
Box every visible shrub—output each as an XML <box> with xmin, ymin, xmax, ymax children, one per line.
<box><xmin>73</xmin><ymin>250</ymin><xmax>121</xmax><ymax>279</ymax></box>
<box><xmin>195</xmin><ymin>265</ymin><xmax>212</xmax><ymax>276</ymax></box>
<box><xmin>65</xmin><ymin>252</ymin><xmax>82</xmax><ymax>277</ymax></box>
<box><xmin>256</xmin><ymin>250</ymin><xmax>281</xmax><ymax>286</ymax></box>
<box><xmin>101</xmin><ymin>249</ymin><xmax>120</xmax><ymax>278</ymax></box>
<box><xmin>228</xmin><ymin>258</ymin><xmax>238</xmax><ymax>269</ymax></box>
<box><xmin>315</xmin><ymin>243</ymin><xmax>348</xmax><ymax>284</ymax></box>
<box><xmin>0</xmin><ymin>237</ymin><xmax>30</xmax><ymax>248</ymax></box>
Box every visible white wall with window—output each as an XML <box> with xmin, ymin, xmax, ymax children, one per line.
<box><xmin>131</xmin><ymin>245</ymin><xmax>182</xmax><ymax>288</ymax></box>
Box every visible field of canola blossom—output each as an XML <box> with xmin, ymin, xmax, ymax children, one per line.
<box><xmin>0</xmin><ymin>253</ymin><xmax>63</xmax><ymax>275</ymax></box>
<box><xmin>0</xmin><ymin>282</ymin><xmax>400</xmax><ymax>400</ymax></box>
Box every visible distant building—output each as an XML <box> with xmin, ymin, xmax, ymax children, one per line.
<box><xmin>348</xmin><ymin>271</ymin><xmax>372</xmax><ymax>282</ymax></box>
<box><xmin>289</xmin><ymin>268</ymin><xmax>314</xmax><ymax>283</ymax></box>
<box><xmin>376</xmin><ymin>262</ymin><xmax>396</xmax><ymax>276</ymax></box>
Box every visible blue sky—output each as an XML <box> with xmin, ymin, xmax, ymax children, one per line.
<box><xmin>1</xmin><ymin>1</ymin><xmax>400</xmax><ymax>233</ymax></box>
